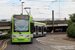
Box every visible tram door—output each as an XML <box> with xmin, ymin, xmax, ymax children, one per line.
<box><xmin>33</xmin><ymin>26</ymin><xmax>36</xmax><ymax>37</ymax></box>
<box><xmin>34</xmin><ymin>26</ymin><xmax>35</xmax><ymax>33</ymax></box>
<box><xmin>42</xmin><ymin>26</ymin><xmax>44</xmax><ymax>36</ymax></box>
<box><xmin>38</xmin><ymin>26</ymin><xmax>42</xmax><ymax>36</ymax></box>
<box><xmin>36</xmin><ymin>26</ymin><xmax>39</xmax><ymax>37</ymax></box>
<box><xmin>43</xmin><ymin>26</ymin><xmax>47</xmax><ymax>36</ymax></box>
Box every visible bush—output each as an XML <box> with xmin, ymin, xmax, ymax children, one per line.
<box><xmin>67</xmin><ymin>23</ymin><xmax>75</xmax><ymax>38</ymax></box>
<box><xmin>0</xmin><ymin>32</ymin><xmax>10</xmax><ymax>40</ymax></box>
<box><xmin>7</xmin><ymin>29</ymin><xmax>11</xmax><ymax>33</ymax></box>
<box><xmin>67</xmin><ymin>13</ymin><xmax>75</xmax><ymax>38</ymax></box>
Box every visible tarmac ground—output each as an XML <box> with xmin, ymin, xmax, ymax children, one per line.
<box><xmin>0</xmin><ymin>32</ymin><xmax>75</xmax><ymax>50</ymax></box>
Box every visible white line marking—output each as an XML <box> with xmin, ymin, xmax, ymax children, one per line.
<box><xmin>36</xmin><ymin>38</ymin><xmax>50</xmax><ymax>43</ymax></box>
<box><xmin>39</xmin><ymin>42</ymin><xmax>46</xmax><ymax>45</ymax></box>
<box><xmin>50</xmin><ymin>45</ymin><xmax>61</xmax><ymax>50</ymax></box>
<box><xmin>36</xmin><ymin>38</ymin><xmax>47</xmax><ymax>45</ymax></box>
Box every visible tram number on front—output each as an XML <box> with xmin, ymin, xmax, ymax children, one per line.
<box><xmin>19</xmin><ymin>35</ymin><xmax>23</xmax><ymax>36</ymax></box>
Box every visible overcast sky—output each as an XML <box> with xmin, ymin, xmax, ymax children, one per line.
<box><xmin>0</xmin><ymin>0</ymin><xmax>75</xmax><ymax>20</ymax></box>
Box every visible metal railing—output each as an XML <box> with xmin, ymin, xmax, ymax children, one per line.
<box><xmin>33</xmin><ymin>18</ymin><xmax>70</xmax><ymax>21</ymax></box>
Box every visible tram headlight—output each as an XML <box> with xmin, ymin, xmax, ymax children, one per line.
<box><xmin>13</xmin><ymin>35</ymin><xmax>16</xmax><ymax>38</ymax></box>
<box><xmin>26</xmin><ymin>35</ymin><xmax>29</xmax><ymax>37</ymax></box>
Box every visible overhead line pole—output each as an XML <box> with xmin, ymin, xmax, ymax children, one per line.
<box><xmin>59</xmin><ymin>0</ymin><xmax>60</xmax><ymax>20</ymax></box>
<box><xmin>52</xmin><ymin>10</ymin><xmax>54</xmax><ymax>33</ymax></box>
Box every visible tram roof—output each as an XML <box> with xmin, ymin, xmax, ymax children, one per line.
<box><xmin>34</xmin><ymin>22</ymin><xmax>46</xmax><ymax>25</ymax></box>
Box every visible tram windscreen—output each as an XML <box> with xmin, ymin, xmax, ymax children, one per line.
<box><xmin>14</xmin><ymin>15</ymin><xmax>29</xmax><ymax>32</ymax></box>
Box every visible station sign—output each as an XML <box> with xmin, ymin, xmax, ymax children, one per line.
<box><xmin>57</xmin><ymin>24</ymin><xmax>68</xmax><ymax>26</ymax></box>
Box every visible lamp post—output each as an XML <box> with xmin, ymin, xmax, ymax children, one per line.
<box><xmin>21</xmin><ymin>2</ymin><xmax>24</xmax><ymax>14</ymax></box>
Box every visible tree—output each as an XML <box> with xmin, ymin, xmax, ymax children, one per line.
<box><xmin>67</xmin><ymin>13</ymin><xmax>75</xmax><ymax>38</ymax></box>
<box><xmin>69</xmin><ymin>13</ymin><xmax>75</xmax><ymax>22</ymax></box>
<box><xmin>67</xmin><ymin>13</ymin><xmax>75</xmax><ymax>26</ymax></box>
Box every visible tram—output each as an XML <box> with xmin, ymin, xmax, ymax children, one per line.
<box><xmin>33</xmin><ymin>22</ymin><xmax>47</xmax><ymax>37</ymax></box>
<box><xmin>11</xmin><ymin>14</ymin><xmax>34</xmax><ymax>43</ymax></box>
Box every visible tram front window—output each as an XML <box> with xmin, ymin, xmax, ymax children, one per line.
<box><xmin>14</xmin><ymin>15</ymin><xmax>29</xmax><ymax>32</ymax></box>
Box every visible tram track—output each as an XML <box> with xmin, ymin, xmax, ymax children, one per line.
<box><xmin>19</xmin><ymin>45</ymin><xmax>25</xmax><ymax>50</ymax></box>
<box><xmin>19</xmin><ymin>44</ymin><xmax>45</xmax><ymax>50</ymax></box>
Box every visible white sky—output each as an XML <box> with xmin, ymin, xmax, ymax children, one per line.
<box><xmin>0</xmin><ymin>0</ymin><xmax>75</xmax><ymax>20</ymax></box>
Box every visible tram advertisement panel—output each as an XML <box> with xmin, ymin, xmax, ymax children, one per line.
<box><xmin>14</xmin><ymin>15</ymin><xmax>29</xmax><ymax>32</ymax></box>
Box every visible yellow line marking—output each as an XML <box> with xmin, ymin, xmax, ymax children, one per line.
<box><xmin>0</xmin><ymin>40</ymin><xmax>6</xmax><ymax>50</ymax></box>
<box><xmin>0</xmin><ymin>39</ymin><xmax>10</xmax><ymax>50</ymax></box>
<box><xmin>2</xmin><ymin>39</ymin><xmax>10</xmax><ymax>50</ymax></box>
<box><xmin>0</xmin><ymin>40</ymin><xmax>7</xmax><ymax>50</ymax></box>
<box><xmin>2</xmin><ymin>42</ymin><xmax>7</xmax><ymax>50</ymax></box>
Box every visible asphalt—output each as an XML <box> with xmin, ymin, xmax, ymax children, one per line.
<box><xmin>0</xmin><ymin>33</ymin><xmax>75</xmax><ymax>50</ymax></box>
<box><xmin>47</xmin><ymin>32</ymin><xmax>67</xmax><ymax>34</ymax></box>
<box><xmin>5</xmin><ymin>41</ymin><xmax>21</xmax><ymax>50</ymax></box>
<box><xmin>0</xmin><ymin>40</ymin><xmax>3</xmax><ymax>46</ymax></box>
<box><xmin>37</xmin><ymin>34</ymin><xmax>75</xmax><ymax>50</ymax></box>
<box><xmin>3</xmin><ymin>38</ymin><xmax>58</xmax><ymax>50</ymax></box>
<box><xmin>0</xmin><ymin>32</ymin><xmax>8</xmax><ymax>46</ymax></box>
<box><xmin>5</xmin><ymin>38</ymin><xmax>46</xmax><ymax>50</ymax></box>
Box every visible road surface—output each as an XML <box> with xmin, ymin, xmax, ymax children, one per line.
<box><xmin>0</xmin><ymin>34</ymin><xmax>75</xmax><ymax>50</ymax></box>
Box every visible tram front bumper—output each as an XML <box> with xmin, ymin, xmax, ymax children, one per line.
<box><xmin>18</xmin><ymin>37</ymin><xmax>25</xmax><ymax>40</ymax></box>
<box><xmin>12</xmin><ymin>38</ymin><xmax>31</xmax><ymax>42</ymax></box>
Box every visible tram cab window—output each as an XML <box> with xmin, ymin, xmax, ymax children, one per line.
<box><xmin>14</xmin><ymin>15</ymin><xmax>29</xmax><ymax>32</ymax></box>
<box><xmin>39</xmin><ymin>27</ymin><xmax>42</xmax><ymax>32</ymax></box>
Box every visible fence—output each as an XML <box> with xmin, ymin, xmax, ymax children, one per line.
<box><xmin>33</xmin><ymin>18</ymin><xmax>70</xmax><ymax>21</ymax></box>
<box><xmin>0</xmin><ymin>22</ymin><xmax>10</xmax><ymax>30</ymax></box>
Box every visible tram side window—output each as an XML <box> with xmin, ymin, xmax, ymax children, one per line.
<box><xmin>36</xmin><ymin>26</ymin><xmax>38</xmax><ymax>32</ymax></box>
<box><xmin>44</xmin><ymin>27</ymin><xmax>46</xmax><ymax>32</ymax></box>
<box><xmin>39</xmin><ymin>27</ymin><xmax>41</xmax><ymax>32</ymax></box>
<box><xmin>34</xmin><ymin>26</ymin><xmax>35</xmax><ymax>32</ymax></box>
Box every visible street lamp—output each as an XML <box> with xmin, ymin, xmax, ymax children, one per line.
<box><xmin>21</xmin><ymin>2</ymin><xmax>24</xmax><ymax>14</ymax></box>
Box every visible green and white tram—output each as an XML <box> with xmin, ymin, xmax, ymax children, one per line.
<box><xmin>33</xmin><ymin>22</ymin><xmax>47</xmax><ymax>37</ymax></box>
<box><xmin>11</xmin><ymin>14</ymin><xmax>34</xmax><ymax>43</ymax></box>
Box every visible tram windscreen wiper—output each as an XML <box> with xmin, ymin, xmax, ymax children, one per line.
<box><xmin>19</xmin><ymin>32</ymin><xmax>21</xmax><ymax>34</ymax></box>
<box><xmin>16</xmin><ymin>31</ymin><xmax>21</xmax><ymax>34</ymax></box>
